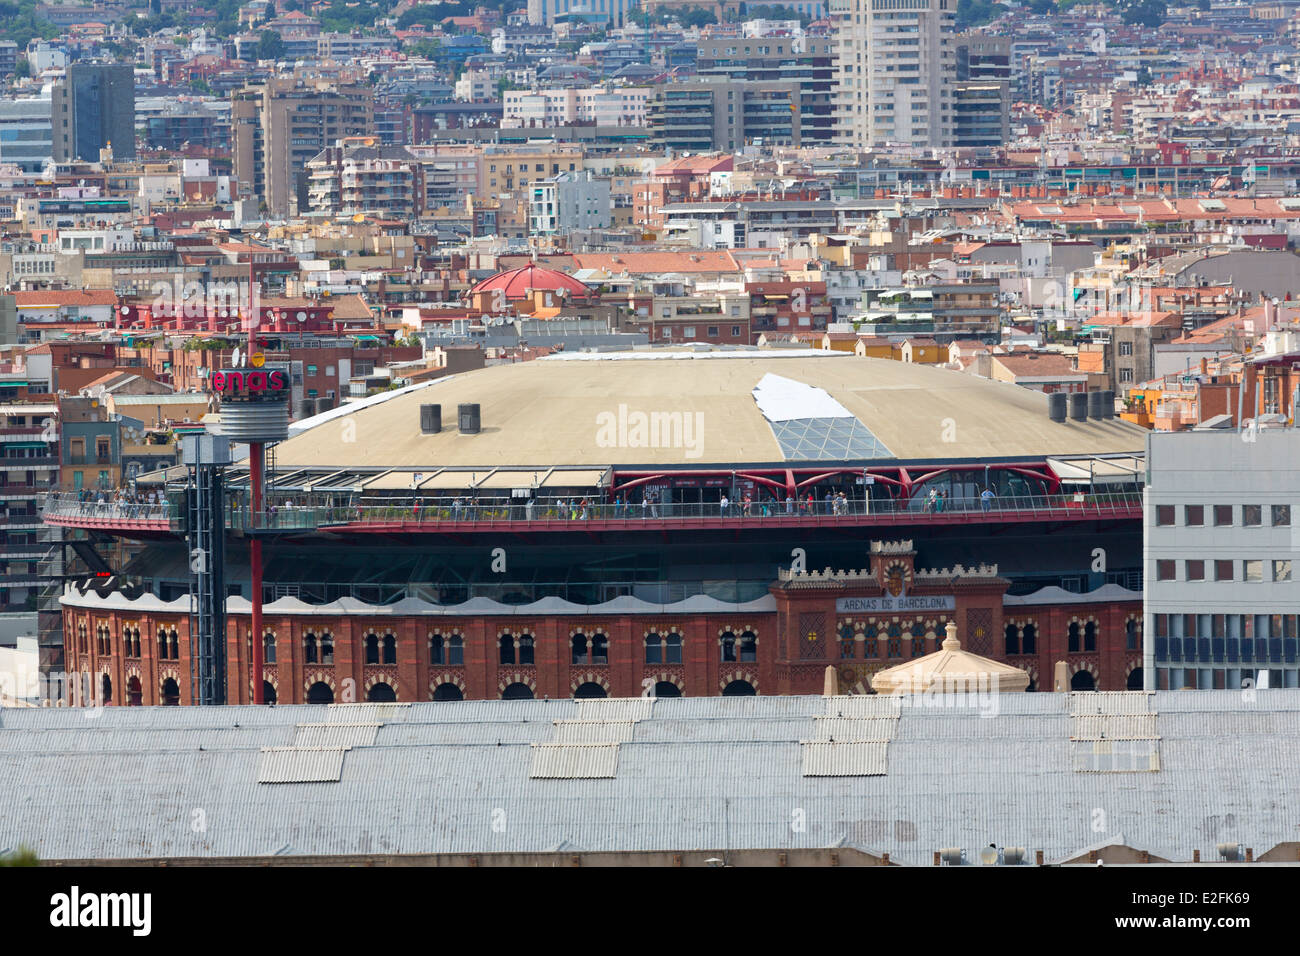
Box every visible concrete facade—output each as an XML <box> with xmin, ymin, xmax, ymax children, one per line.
<box><xmin>1144</xmin><ymin>428</ymin><xmax>1300</xmax><ymax>691</ymax></box>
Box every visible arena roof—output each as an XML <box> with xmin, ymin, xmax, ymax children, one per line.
<box><xmin>1</xmin><ymin>691</ymin><xmax>1296</xmax><ymax>863</ymax></box>
<box><xmin>270</xmin><ymin>351</ymin><xmax>1147</xmax><ymax>472</ymax></box>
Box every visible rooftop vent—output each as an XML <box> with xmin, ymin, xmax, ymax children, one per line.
<box><xmin>458</xmin><ymin>403</ymin><xmax>480</xmax><ymax>435</ymax></box>
<box><xmin>1069</xmin><ymin>392</ymin><xmax>1088</xmax><ymax>422</ymax></box>
<box><xmin>420</xmin><ymin>403</ymin><xmax>441</xmax><ymax>434</ymax></box>
<box><xmin>1048</xmin><ymin>392</ymin><xmax>1067</xmax><ymax>423</ymax></box>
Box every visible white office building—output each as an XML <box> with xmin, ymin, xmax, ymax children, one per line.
<box><xmin>1144</xmin><ymin>427</ymin><xmax>1300</xmax><ymax>691</ymax></box>
<box><xmin>831</xmin><ymin>0</ymin><xmax>955</xmax><ymax>148</ymax></box>
<box><xmin>0</xmin><ymin>96</ymin><xmax>53</xmax><ymax>173</ymax></box>
<box><xmin>527</xmin><ymin>0</ymin><xmax>636</xmax><ymax>27</ymax></box>
<box><xmin>529</xmin><ymin>171</ymin><xmax>611</xmax><ymax>235</ymax></box>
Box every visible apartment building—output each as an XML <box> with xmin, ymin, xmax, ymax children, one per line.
<box><xmin>695</xmin><ymin>35</ymin><xmax>836</xmax><ymax>145</ymax></box>
<box><xmin>832</xmin><ymin>0</ymin><xmax>955</xmax><ymax>148</ymax></box>
<box><xmin>648</xmin><ymin>80</ymin><xmax>813</xmax><ymax>152</ymax></box>
<box><xmin>232</xmin><ymin>77</ymin><xmax>374</xmax><ymax>217</ymax></box>
<box><xmin>529</xmin><ymin>171</ymin><xmax>611</xmax><ymax>235</ymax></box>
<box><xmin>502</xmin><ymin>87</ymin><xmax>651</xmax><ymax>128</ymax></box>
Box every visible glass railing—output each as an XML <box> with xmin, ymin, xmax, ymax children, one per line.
<box><xmin>43</xmin><ymin>491</ymin><xmax>1144</xmax><ymax>531</ymax></box>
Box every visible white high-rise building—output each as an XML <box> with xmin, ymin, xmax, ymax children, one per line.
<box><xmin>831</xmin><ymin>0</ymin><xmax>956</xmax><ymax>148</ymax></box>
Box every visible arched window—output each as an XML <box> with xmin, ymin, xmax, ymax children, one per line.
<box><xmin>128</xmin><ymin>628</ymin><xmax>140</xmax><ymax>658</ymax></box>
<box><xmin>365</xmin><ymin>633</ymin><xmax>380</xmax><ymax>665</ymax></box>
<box><xmin>262</xmin><ymin>681</ymin><xmax>277</xmax><ymax>705</ymax></box>
<box><xmin>429</xmin><ymin>633</ymin><xmax>444</xmax><ymax>665</ymax></box>
<box><xmin>304</xmin><ymin>632</ymin><xmax>318</xmax><ymax>664</ymax></box>
<box><xmin>518</xmin><ymin>634</ymin><xmax>534</xmax><ymax>665</ymax></box>
<box><xmin>1021</xmin><ymin>623</ymin><xmax>1036</xmax><ymax>654</ymax></box>
<box><xmin>77</xmin><ymin>624</ymin><xmax>86</xmax><ymax>653</ymax></box>
<box><xmin>1005</xmin><ymin>624</ymin><xmax>1020</xmax><ymax>655</ymax></box>
<box><xmin>126</xmin><ymin>675</ymin><xmax>142</xmax><ymax>706</ymax></box>
<box><xmin>864</xmin><ymin>625</ymin><xmax>878</xmax><ymax>658</ymax></box>
<box><xmin>1071</xmin><ymin>670</ymin><xmax>1096</xmax><ymax>691</ymax></box>
<box><xmin>168</xmin><ymin>629</ymin><xmax>178</xmax><ymax>660</ymax></box>
<box><xmin>739</xmin><ymin>631</ymin><xmax>757</xmax><ymax>662</ymax></box>
<box><xmin>101</xmin><ymin>673</ymin><xmax>111</xmax><ymax>705</ymax></box>
<box><xmin>367</xmin><ymin>682</ymin><xmax>396</xmax><ymax>702</ymax></box>
<box><xmin>433</xmin><ymin>683</ymin><xmax>463</xmax><ymax>701</ymax></box>
<box><xmin>571</xmin><ymin>633</ymin><xmax>588</xmax><ymax>665</ymax></box>
<box><xmin>320</xmin><ymin>633</ymin><xmax>334</xmax><ymax>665</ymax></box>
<box><xmin>1067</xmin><ymin>621</ymin><xmax>1081</xmax><ymax>653</ymax></box>
<box><xmin>382</xmin><ymin>634</ymin><xmax>397</xmax><ymax>665</ymax></box>
<box><xmin>1126</xmin><ymin>619</ymin><xmax>1139</xmax><ymax>651</ymax></box>
<box><xmin>502</xmin><ymin>682</ymin><xmax>533</xmax><ymax>700</ymax></box>
<box><xmin>1127</xmin><ymin>667</ymin><xmax>1144</xmax><ymax>690</ymax></box>
<box><xmin>665</xmin><ymin>631</ymin><xmax>682</xmax><ymax>664</ymax></box>
<box><xmin>156</xmin><ymin>627</ymin><xmax>167</xmax><ymax>659</ymax></box>
<box><xmin>720</xmin><ymin>631</ymin><xmax>736</xmax><ymax>662</ymax></box>
<box><xmin>722</xmin><ymin>679</ymin><xmax>756</xmax><ymax>697</ymax></box>
<box><xmin>887</xmin><ymin>624</ymin><xmax>902</xmax><ymax>658</ymax></box>
<box><xmin>307</xmin><ymin>681</ymin><xmax>334</xmax><ymax>704</ymax></box>
<box><xmin>1084</xmin><ymin>620</ymin><xmax>1097</xmax><ymax>652</ymax></box>
<box><xmin>264</xmin><ymin>632</ymin><xmax>276</xmax><ymax>665</ymax></box>
<box><xmin>591</xmin><ymin>632</ymin><xmax>608</xmax><ymax>665</ymax></box>
<box><xmin>447</xmin><ymin>634</ymin><xmax>463</xmax><ymax>666</ymax></box>
<box><xmin>839</xmin><ymin>623</ymin><xmax>855</xmax><ymax>659</ymax></box>
<box><xmin>160</xmin><ymin>677</ymin><xmax>180</xmax><ymax>705</ymax></box>
<box><xmin>645</xmin><ymin>631</ymin><xmax>662</xmax><ymax>664</ymax></box>
<box><xmin>500</xmin><ymin>633</ymin><xmax>516</xmax><ymax>665</ymax></box>
<box><xmin>574</xmin><ymin>681</ymin><xmax>606</xmax><ymax>699</ymax></box>
<box><xmin>653</xmin><ymin>681</ymin><xmax>682</xmax><ymax>698</ymax></box>
<box><xmin>910</xmin><ymin>632</ymin><xmax>925</xmax><ymax>657</ymax></box>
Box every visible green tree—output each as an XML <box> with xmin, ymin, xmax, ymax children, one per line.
<box><xmin>257</xmin><ymin>29</ymin><xmax>285</xmax><ymax>59</ymax></box>
<box><xmin>1117</xmin><ymin>0</ymin><xmax>1166</xmax><ymax>27</ymax></box>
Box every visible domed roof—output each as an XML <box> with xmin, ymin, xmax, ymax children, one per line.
<box><xmin>469</xmin><ymin>264</ymin><xmax>592</xmax><ymax>300</ymax></box>
<box><xmin>871</xmin><ymin>622</ymin><xmax>1031</xmax><ymax>695</ymax></box>
<box><xmin>273</xmin><ymin>351</ymin><xmax>1148</xmax><ymax>472</ymax></box>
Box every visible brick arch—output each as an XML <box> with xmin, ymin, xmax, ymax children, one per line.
<box><xmin>1124</xmin><ymin>659</ymin><xmax>1143</xmax><ymax>678</ymax></box>
<box><xmin>1070</xmin><ymin>660</ymin><xmax>1100</xmax><ymax>678</ymax></box>
<box><xmin>364</xmin><ymin>672</ymin><xmax>399</xmax><ymax>696</ymax></box>
<box><xmin>569</xmin><ymin>672</ymin><xmax>610</xmax><ymax>693</ymax></box>
<box><xmin>304</xmin><ymin>671</ymin><xmax>337</xmax><ymax>693</ymax></box>
<box><xmin>124</xmin><ymin>664</ymin><xmax>142</xmax><ymax>680</ymax></box>
<box><xmin>645</xmin><ymin>671</ymin><xmax>684</xmax><ymax>691</ymax></box>
<box><xmin>498</xmin><ymin>671</ymin><xmax>537</xmax><ymax>693</ymax></box>
<box><xmin>719</xmin><ymin>670</ymin><xmax>758</xmax><ymax>692</ymax></box>
<box><xmin>430</xmin><ymin>672</ymin><xmax>466</xmax><ymax>696</ymax></box>
<box><xmin>158</xmin><ymin>666</ymin><xmax>180</xmax><ymax>683</ymax></box>
<box><xmin>1068</xmin><ymin>614</ymin><xmax>1099</xmax><ymax>625</ymax></box>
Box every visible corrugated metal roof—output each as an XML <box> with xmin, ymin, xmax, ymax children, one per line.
<box><xmin>3</xmin><ymin>693</ymin><xmax>1300</xmax><ymax>863</ymax></box>
<box><xmin>551</xmin><ymin>720</ymin><xmax>637</xmax><ymax>744</ymax></box>
<box><xmin>291</xmin><ymin>723</ymin><xmax>382</xmax><ymax>748</ymax></box>
<box><xmin>801</xmin><ymin>741</ymin><xmax>889</xmax><ymax>776</ymax></box>
<box><xmin>258</xmin><ymin>747</ymin><xmax>348</xmax><ymax>783</ymax></box>
<box><xmin>1071</xmin><ymin>714</ymin><xmax>1158</xmax><ymax>740</ymax></box>
<box><xmin>574</xmin><ymin>698</ymin><xmax>655</xmax><ymax>722</ymax></box>
<box><xmin>810</xmin><ymin>717</ymin><xmax>899</xmax><ymax>742</ymax></box>
<box><xmin>822</xmin><ymin>695</ymin><xmax>902</xmax><ymax>718</ymax></box>
<box><xmin>1071</xmin><ymin>739</ymin><xmax>1161</xmax><ymax>773</ymax></box>
<box><xmin>325</xmin><ymin>702</ymin><xmax>411</xmax><ymax>722</ymax></box>
<box><xmin>529</xmin><ymin>743</ymin><xmax>619</xmax><ymax>779</ymax></box>
<box><xmin>1069</xmin><ymin>691</ymin><xmax>1155</xmax><ymax>716</ymax></box>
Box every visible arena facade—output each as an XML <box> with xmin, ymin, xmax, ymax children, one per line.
<box><xmin>46</xmin><ymin>351</ymin><xmax>1149</xmax><ymax>706</ymax></box>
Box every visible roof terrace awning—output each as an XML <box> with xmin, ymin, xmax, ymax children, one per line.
<box><xmin>1047</xmin><ymin>455</ymin><xmax>1144</xmax><ymax>485</ymax></box>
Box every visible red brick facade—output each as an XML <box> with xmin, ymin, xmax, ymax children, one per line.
<box><xmin>63</xmin><ymin>548</ymin><xmax>1143</xmax><ymax>705</ymax></box>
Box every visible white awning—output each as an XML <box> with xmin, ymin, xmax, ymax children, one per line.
<box><xmin>1047</xmin><ymin>455</ymin><xmax>1144</xmax><ymax>485</ymax></box>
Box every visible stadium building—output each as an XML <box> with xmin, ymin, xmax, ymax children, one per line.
<box><xmin>45</xmin><ymin>351</ymin><xmax>1149</xmax><ymax>706</ymax></box>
